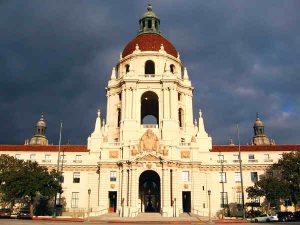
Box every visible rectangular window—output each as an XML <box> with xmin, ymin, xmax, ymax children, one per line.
<box><xmin>235</xmin><ymin>172</ymin><xmax>241</xmax><ymax>182</ymax></box>
<box><xmin>71</xmin><ymin>192</ymin><xmax>79</xmax><ymax>208</ymax></box>
<box><xmin>45</xmin><ymin>154</ymin><xmax>51</xmax><ymax>162</ymax></box>
<box><xmin>248</xmin><ymin>154</ymin><xmax>255</xmax><ymax>160</ymax></box>
<box><xmin>264</xmin><ymin>154</ymin><xmax>269</xmax><ymax>160</ymax></box>
<box><xmin>30</xmin><ymin>154</ymin><xmax>36</xmax><ymax>161</ymax></box>
<box><xmin>15</xmin><ymin>154</ymin><xmax>21</xmax><ymax>159</ymax></box>
<box><xmin>219</xmin><ymin>172</ymin><xmax>227</xmax><ymax>183</ymax></box>
<box><xmin>182</xmin><ymin>171</ymin><xmax>189</xmax><ymax>182</ymax></box>
<box><xmin>236</xmin><ymin>192</ymin><xmax>242</xmax><ymax>204</ymax></box>
<box><xmin>74</xmin><ymin>155</ymin><xmax>82</xmax><ymax>163</ymax></box>
<box><xmin>75</xmin><ymin>155</ymin><xmax>82</xmax><ymax>160</ymax></box>
<box><xmin>220</xmin><ymin>192</ymin><xmax>228</xmax><ymax>207</ymax></box>
<box><xmin>233</xmin><ymin>154</ymin><xmax>239</xmax><ymax>161</ymax></box>
<box><xmin>110</xmin><ymin>171</ymin><xmax>117</xmax><ymax>182</ymax></box>
<box><xmin>251</xmin><ymin>172</ymin><xmax>258</xmax><ymax>183</ymax></box>
<box><xmin>73</xmin><ymin>172</ymin><xmax>80</xmax><ymax>183</ymax></box>
<box><xmin>218</xmin><ymin>154</ymin><xmax>224</xmax><ymax>161</ymax></box>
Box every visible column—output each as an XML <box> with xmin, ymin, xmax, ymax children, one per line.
<box><xmin>130</xmin><ymin>168</ymin><xmax>137</xmax><ymax>207</ymax></box>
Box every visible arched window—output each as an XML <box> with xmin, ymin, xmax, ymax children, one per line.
<box><xmin>145</xmin><ymin>60</ymin><xmax>155</xmax><ymax>74</ymax></box>
<box><xmin>170</xmin><ymin>64</ymin><xmax>175</xmax><ymax>74</ymax></box>
<box><xmin>125</xmin><ymin>64</ymin><xmax>130</xmax><ymax>74</ymax></box>
<box><xmin>179</xmin><ymin>108</ymin><xmax>184</xmax><ymax>127</ymax></box>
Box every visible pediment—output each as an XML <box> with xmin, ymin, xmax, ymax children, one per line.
<box><xmin>135</xmin><ymin>154</ymin><xmax>162</xmax><ymax>162</ymax></box>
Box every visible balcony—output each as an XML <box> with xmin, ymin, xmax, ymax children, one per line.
<box><xmin>73</xmin><ymin>160</ymin><xmax>82</xmax><ymax>163</ymax></box>
<box><xmin>142</xmin><ymin>124</ymin><xmax>158</xmax><ymax>129</ymax></box>
<box><xmin>264</xmin><ymin>159</ymin><xmax>273</xmax><ymax>162</ymax></box>
<box><xmin>42</xmin><ymin>160</ymin><xmax>51</xmax><ymax>163</ymax></box>
<box><xmin>248</xmin><ymin>159</ymin><xmax>258</xmax><ymax>163</ymax></box>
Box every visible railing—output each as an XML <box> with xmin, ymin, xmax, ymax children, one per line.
<box><xmin>217</xmin><ymin>160</ymin><xmax>227</xmax><ymax>163</ymax></box>
<box><xmin>248</xmin><ymin>159</ymin><xmax>258</xmax><ymax>162</ymax></box>
<box><xmin>73</xmin><ymin>160</ymin><xmax>82</xmax><ymax>163</ymax></box>
<box><xmin>264</xmin><ymin>159</ymin><xmax>273</xmax><ymax>162</ymax></box>
<box><xmin>109</xmin><ymin>142</ymin><xmax>121</xmax><ymax>146</ymax></box>
<box><xmin>42</xmin><ymin>160</ymin><xmax>51</xmax><ymax>163</ymax></box>
<box><xmin>179</xmin><ymin>143</ymin><xmax>191</xmax><ymax>146</ymax></box>
<box><xmin>232</xmin><ymin>160</ymin><xmax>240</xmax><ymax>163</ymax></box>
<box><xmin>142</xmin><ymin>124</ymin><xmax>158</xmax><ymax>128</ymax></box>
<box><xmin>192</xmin><ymin>208</ymin><xmax>206</xmax><ymax>216</ymax></box>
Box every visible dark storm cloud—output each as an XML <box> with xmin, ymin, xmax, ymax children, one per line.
<box><xmin>0</xmin><ymin>0</ymin><xmax>299</xmax><ymax>145</ymax></box>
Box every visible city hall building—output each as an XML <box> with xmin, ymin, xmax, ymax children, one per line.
<box><xmin>1</xmin><ymin>5</ymin><xmax>299</xmax><ymax>218</ymax></box>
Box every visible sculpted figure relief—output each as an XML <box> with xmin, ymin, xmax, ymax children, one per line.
<box><xmin>139</xmin><ymin>129</ymin><xmax>160</xmax><ymax>153</ymax></box>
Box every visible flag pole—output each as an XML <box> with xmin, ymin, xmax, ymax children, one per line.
<box><xmin>237</xmin><ymin>124</ymin><xmax>246</xmax><ymax>219</ymax></box>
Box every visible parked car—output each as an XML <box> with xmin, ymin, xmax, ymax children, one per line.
<box><xmin>254</xmin><ymin>214</ymin><xmax>279</xmax><ymax>222</ymax></box>
<box><xmin>0</xmin><ymin>208</ymin><xmax>11</xmax><ymax>218</ymax></box>
<box><xmin>276</xmin><ymin>211</ymin><xmax>294</xmax><ymax>222</ymax></box>
<box><xmin>17</xmin><ymin>209</ymin><xmax>32</xmax><ymax>219</ymax></box>
<box><xmin>294</xmin><ymin>211</ymin><xmax>300</xmax><ymax>221</ymax></box>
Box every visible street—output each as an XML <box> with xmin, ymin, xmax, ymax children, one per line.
<box><xmin>1</xmin><ymin>219</ymin><xmax>300</xmax><ymax>225</ymax></box>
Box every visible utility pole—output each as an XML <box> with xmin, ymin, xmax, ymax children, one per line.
<box><xmin>237</xmin><ymin>124</ymin><xmax>246</xmax><ymax>219</ymax></box>
<box><xmin>53</xmin><ymin>121</ymin><xmax>63</xmax><ymax>217</ymax></box>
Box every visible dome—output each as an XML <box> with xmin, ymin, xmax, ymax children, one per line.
<box><xmin>122</xmin><ymin>33</ymin><xmax>178</xmax><ymax>58</ymax></box>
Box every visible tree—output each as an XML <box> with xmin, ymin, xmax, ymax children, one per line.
<box><xmin>271</xmin><ymin>151</ymin><xmax>300</xmax><ymax>210</ymax></box>
<box><xmin>246</xmin><ymin>173</ymin><xmax>288</xmax><ymax>213</ymax></box>
<box><xmin>0</xmin><ymin>154</ymin><xmax>61</xmax><ymax>215</ymax></box>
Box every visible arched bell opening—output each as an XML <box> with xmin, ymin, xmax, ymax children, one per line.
<box><xmin>179</xmin><ymin>108</ymin><xmax>184</xmax><ymax>128</ymax></box>
<box><xmin>141</xmin><ymin>91</ymin><xmax>159</xmax><ymax>126</ymax></box>
<box><xmin>139</xmin><ymin>170</ymin><xmax>161</xmax><ymax>213</ymax></box>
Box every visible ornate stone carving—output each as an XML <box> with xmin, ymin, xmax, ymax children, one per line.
<box><xmin>181</xmin><ymin>151</ymin><xmax>190</xmax><ymax>159</ymax></box>
<box><xmin>111</xmin><ymin>184</ymin><xmax>115</xmax><ymax>189</ymax></box>
<box><xmin>191</xmin><ymin>135</ymin><xmax>196</xmax><ymax>142</ymax></box>
<box><xmin>139</xmin><ymin>129</ymin><xmax>160</xmax><ymax>153</ymax></box>
<box><xmin>162</xmin><ymin>146</ymin><xmax>168</xmax><ymax>156</ymax></box>
<box><xmin>137</xmin><ymin>154</ymin><xmax>160</xmax><ymax>161</ymax></box>
<box><xmin>146</xmin><ymin>163</ymin><xmax>152</xmax><ymax>169</ymax></box>
<box><xmin>131</xmin><ymin>149</ymin><xmax>139</xmax><ymax>156</ymax></box>
<box><xmin>109</xmin><ymin>151</ymin><xmax>119</xmax><ymax>159</ymax></box>
<box><xmin>184</xmin><ymin>184</ymin><xmax>189</xmax><ymax>189</ymax></box>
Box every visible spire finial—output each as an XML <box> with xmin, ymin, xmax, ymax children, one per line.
<box><xmin>97</xmin><ymin>109</ymin><xmax>101</xmax><ymax>118</ymax></box>
<box><xmin>40</xmin><ymin>112</ymin><xmax>44</xmax><ymax>120</ymax></box>
<box><xmin>256</xmin><ymin>112</ymin><xmax>259</xmax><ymax>119</ymax></box>
<box><xmin>147</xmin><ymin>4</ymin><xmax>152</xmax><ymax>11</ymax></box>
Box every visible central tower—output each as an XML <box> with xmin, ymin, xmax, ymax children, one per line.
<box><xmin>87</xmin><ymin>5</ymin><xmax>212</xmax><ymax>217</ymax></box>
<box><xmin>103</xmin><ymin>4</ymin><xmax>196</xmax><ymax>145</ymax></box>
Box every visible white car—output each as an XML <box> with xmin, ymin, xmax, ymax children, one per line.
<box><xmin>254</xmin><ymin>214</ymin><xmax>279</xmax><ymax>222</ymax></box>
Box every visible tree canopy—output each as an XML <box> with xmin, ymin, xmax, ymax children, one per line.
<box><xmin>246</xmin><ymin>151</ymin><xmax>300</xmax><ymax>211</ymax></box>
<box><xmin>0</xmin><ymin>154</ymin><xmax>61</xmax><ymax>214</ymax></box>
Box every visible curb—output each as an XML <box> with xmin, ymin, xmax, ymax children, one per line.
<box><xmin>214</xmin><ymin>220</ymin><xmax>248</xmax><ymax>224</ymax></box>
<box><xmin>32</xmin><ymin>217</ymin><xmax>84</xmax><ymax>222</ymax></box>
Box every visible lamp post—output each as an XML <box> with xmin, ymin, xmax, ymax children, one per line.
<box><xmin>208</xmin><ymin>190</ymin><xmax>212</xmax><ymax>223</ymax></box>
<box><xmin>88</xmin><ymin>188</ymin><xmax>91</xmax><ymax>220</ymax></box>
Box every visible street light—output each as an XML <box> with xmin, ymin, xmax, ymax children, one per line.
<box><xmin>208</xmin><ymin>190</ymin><xmax>212</xmax><ymax>222</ymax></box>
<box><xmin>88</xmin><ymin>188</ymin><xmax>91</xmax><ymax>220</ymax></box>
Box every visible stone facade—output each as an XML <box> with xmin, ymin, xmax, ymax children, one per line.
<box><xmin>0</xmin><ymin>5</ymin><xmax>299</xmax><ymax>218</ymax></box>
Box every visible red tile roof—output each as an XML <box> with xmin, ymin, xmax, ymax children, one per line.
<box><xmin>0</xmin><ymin>145</ymin><xmax>88</xmax><ymax>152</ymax></box>
<box><xmin>211</xmin><ymin>145</ymin><xmax>300</xmax><ymax>152</ymax></box>
<box><xmin>122</xmin><ymin>33</ymin><xmax>178</xmax><ymax>58</ymax></box>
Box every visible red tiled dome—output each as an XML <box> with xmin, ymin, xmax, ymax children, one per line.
<box><xmin>122</xmin><ymin>33</ymin><xmax>177</xmax><ymax>58</ymax></box>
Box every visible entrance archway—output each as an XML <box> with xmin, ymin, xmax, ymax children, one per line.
<box><xmin>139</xmin><ymin>170</ymin><xmax>160</xmax><ymax>212</ymax></box>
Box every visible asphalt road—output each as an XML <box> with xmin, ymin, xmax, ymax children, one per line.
<box><xmin>1</xmin><ymin>219</ymin><xmax>300</xmax><ymax>225</ymax></box>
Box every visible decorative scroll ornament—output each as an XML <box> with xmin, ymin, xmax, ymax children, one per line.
<box><xmin>139</xmin><ymin>129</ymin><xmax>160</xmax><ymax>153</ymax></box>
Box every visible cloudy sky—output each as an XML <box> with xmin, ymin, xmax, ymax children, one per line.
<box><xmin>1</xmin><ymin>0</ymin><xmax>299</xmax><ymax>145</ymax></box>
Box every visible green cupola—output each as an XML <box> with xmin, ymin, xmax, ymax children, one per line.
<box><xmin>138</xmin><ymin>4</ymin><xmax>161</xmax><ymax>35</ymax></box>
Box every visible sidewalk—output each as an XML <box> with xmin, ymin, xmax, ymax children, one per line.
<box><xmin>31</xmin><ymin>214</ymin><xmax>249</xmax><ymax>224</ymax></box>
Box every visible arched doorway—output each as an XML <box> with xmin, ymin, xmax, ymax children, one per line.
<box><xmin>141</xmin><ymin>91</ymin><xmax>159</xmax><ymax>125</ymax></box>
<box><xmin>139</xmin><ymin>170</ymin><xmax>160</xmax><ymax>212</ymax></box>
